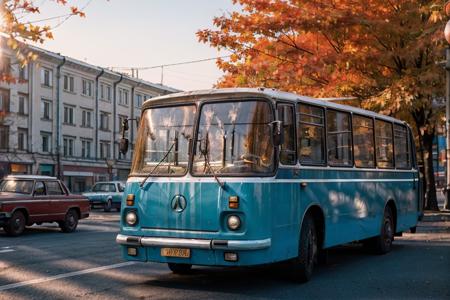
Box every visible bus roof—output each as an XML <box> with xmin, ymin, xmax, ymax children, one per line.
<box><xmin>142</xmin><ymin>88</ymin><xmax>406</xmax><ymax>125</ymax></box>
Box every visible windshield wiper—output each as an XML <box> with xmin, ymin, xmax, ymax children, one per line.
<box><xmin>140</xmin><ymin>142</ymin><xmax>176</xmax><ymax>188</ymax></box>
<box><xmin>199</xmin><ymin>135</ymin><xmax>224</xmax><ymax>189</ymax></box>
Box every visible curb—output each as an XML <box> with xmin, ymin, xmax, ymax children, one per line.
<box><xmin>422</xmin><ymin>211</ymin><xmax>450</xmax><ymax>222</ymax></box>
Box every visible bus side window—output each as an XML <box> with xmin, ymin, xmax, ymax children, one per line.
<box><xmin>277</xmin><ymin>104</ymin><xmax>296</xmax><ymax>165</ymax></box>
<box><xmin>375</xmin><ymin>120</ymin><xmax>394</xmax><ymax>168</ymax></box>
<box><xmin>353</xmin><ymin>115</ymin><xmax>375</xmax><ymax>168</ymax></box>
<box><xmin>326</xmin><ymin>110</ymin><xmax>353</xmax><ymax>166</ymax></box>
<box><xmin>394</xmin><ymin>124</ymin><xmax>410</xmax><ymax>169</ymax></box>
<box><xmin>297</xmin><ymin>104</ymin><xmax>325</xmax><ymax>165</ymax></box>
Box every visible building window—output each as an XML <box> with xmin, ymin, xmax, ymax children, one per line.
<box><xmin>298</xmin><ymin>104</ymin><xmax>325</xmax><ymax>165</ymax></box>
<box><xmin>0</xmin><ymin>57</ymin><xmax>10</xmax><ymax>75</ymax></box>
<box><xmin>375</xmin><ymin>120</ymin><xmax>394</xmax><ymax>168</ymax></box>
<box><xmin>100</xmin><ymin>141</ymin><xmax>111</xmax><ymax>159</ymax></box>
<box><xmin>326</xmin><ymin>110</ymin><xmax>353</xmax><ymax>166</ymax></box>
<box><xmin>81</xmin><ymin>109</ymin><xmax>92</xmax><ymax>127</ymax></box>
<box><xmin>63</xmin><ymin>137</ymin><xmax>75</xmax><ymax>157</ymax></box>
<box><xmin>106</xmin><ymin>85</ymin><xmax>111</xmax><ymax>101</ymax></box>
<box><xmin>41</xmin><ymin>99</ymin><xmax>52</xmax><ymax>120</ymax></box>
<box><xmin>17</xmin><ymin>128</ymin><xmax>28</xmax><ymax>151</ymax></box>
<box><xmin>19</xmin><ymin>65</ymin><xmax>28</xmax><ymax>81</ymax></box>
<box><xmin>353</xmin><ymin>115</ymin><xmax>375</xmax><ymax>168</ymax></box>
<box><xmin>41</xmin><ymin>132</ymin><xmax>52</xmax><ymax>153</ymax></box>
<box><xmin>135</xmin><ymin>93</ymin><xmax>142</xmax><ymax>108</ymax></box>
<box><xmin>63</xmin><ymin>105</ymin><xmax>74</xmax><ymax>125</ymax></box>
<box><xmin>118</xmin><ymin>115</ymin><xmax>128</xmax><ymax>135</ymax></box>
<box><xmin>100</xmin><ymin>83</ymin><xmax>112</xmax><ymax>101</ymax></box>
<box><xmin>82</xmin><ymin>78</ymin><xmax>93</xmax><ymax>97</ymax></box>
<box><xmin>0</xmin><ymin>89</ymin><xmax>10</xmax><ymax>112</ymax></box>
<box><xmin>40</xmin><ymin>68</ymin><xmax>53</xmax><ymax>87</ymax></box>
<box><xmin>100</xmin><ymin>112</ymin><xmax>110</xmax><ymax>131</ymax></box>
<box><xmin>81</xmin><ymin>140</ymin><xmax>92</xmax><ymax>158</ymax></box>
<box><xmin>63</xmin><ymin>74</ymin><xmax>75</xmax><ymax>92</ymax></box>
<box><xmin>0</xmin><ymin>126</ymin><xmax>9</xmax><ymax>149</ymax></box>
<box><xmin>118</xmin><ymin>88</ymin><xmax>129</xmax><ymax>106</ymax></box>
<box><xmin>18</xmin><ymin>95</ymin><xmax>28</xmax><ymax>115</ymax></box>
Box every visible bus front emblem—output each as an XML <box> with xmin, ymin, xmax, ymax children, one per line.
<box><xmin>171</xmin><ymin>195</ymin><xmax>187</xmax><ymax>213</ymax></box>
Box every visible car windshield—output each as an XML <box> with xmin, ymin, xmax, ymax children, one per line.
<box><xmin>0</xmin><ymin>180</ymin><xmax>33</xmax><ymax>194</ymax></box>
<box><xmin>192</xmin><ymin>100</ymin><xmax>275</xmax><ymax>175</ymax></box>
<box><xmin>92</xmin><ymin>183</ymin><xmax>115</xmax><ymax>192</ymax></box>
<box><xmin>131</xmin><ymin>105</ymin><xmax>196</xmax><ymax>176</ymax></box>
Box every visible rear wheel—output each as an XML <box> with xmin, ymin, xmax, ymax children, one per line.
<box><xmin>168</xmin><ymin>263</ymin><xmax>192</xmax><ymax>274</ymax></box>
<box><xmin>59</xmin><ymin>209</ymin><xmax>79</xmax><ymax>233</ymax></box>
<box><xmin>290</xmin><ymin>214</ymin><xmax>317</xmax><ymax>283</ymax></box>
<box><xmin>4</xmin><ymin>211</ymin><xmax>26</xmax><ymax>237</ymax></box>
<box><xmin>104</xmin><ymin>199</ymin><xmax>112</xmax><ymax>212</ymax></box>
<box><xmin>364</xmin><ymin>207</ymin><xmax>394</xmax><ymax>254</ymax></box>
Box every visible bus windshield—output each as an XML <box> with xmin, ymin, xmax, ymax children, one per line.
<box><xmin>192</xmin><ymin>100</ymin><xmax>275</xmax><ymax>176</ymax></box>
<box><xmin>131</xmin><ymin>105</ymin><xmax>196</xmax><ymax>176</ymax></box>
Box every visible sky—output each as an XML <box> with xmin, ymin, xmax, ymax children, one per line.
<box><xmin>27</xmin><ymin>0</ymin><xmax>237</xmax><ymax>91</ymax></box>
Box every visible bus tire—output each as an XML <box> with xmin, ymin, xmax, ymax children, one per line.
<box><xmin>291</xmin><ymin>214</ymin><xmax>317</xmax><ymax>283</ymax></box>
<box><xmin>373</xmin><ymin>207</ymin><xmax>394</xmax><ymax>254</ymax></box>
<box><xmin>168</xmin><ymin>263</ymin><xmax>192</xmax><ymax>274</ymax></box>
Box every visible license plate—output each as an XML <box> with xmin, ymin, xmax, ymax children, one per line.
<box><xmin>161</xmin><ymin>248</ymin><xmax>191</xmax><ymax>258</ymax></box>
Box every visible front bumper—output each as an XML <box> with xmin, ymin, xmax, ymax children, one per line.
<box><xmin>116</xmin><ymin>234</ymin><xmax>271</xmax><ymax>251</ymax></box>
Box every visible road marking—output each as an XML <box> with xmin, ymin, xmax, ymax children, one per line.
<box><xmin>0</xmin><ymin>249</ymin><xmax>14</xmax><ymax>254</ymax></box>
<box><xmin>0</xmin><ymin>261</ymin><xmax>137</xmax><ymax>291</ymax></box>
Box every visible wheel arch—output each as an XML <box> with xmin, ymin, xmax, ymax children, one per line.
<box><xmin>12</xmin><ymin>207</ymin><xmax>29</xmax><ymax>224</ymax></box>
<box><xmin>385</xmin><ymin>198</ymin><xmax>398</xmax><ymax>232</ymax></box>
<box><xmin>66</xmin><ymin>206</ymin><xmax>81</xmax><ymax>219</ymax></box>
<box><xmin>301</xmin><ymin>204</ymin><xmax>326</xmax><ymax>250</ymax></box>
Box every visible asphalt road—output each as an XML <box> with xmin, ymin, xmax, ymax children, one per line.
<box><xmin>0</xmin><ymin>211</ymin><xmax>449</xmax><ymax>300</ymax></box>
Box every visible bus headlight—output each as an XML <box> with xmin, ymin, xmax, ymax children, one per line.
<box><xmin>125</xmin><ymin>211</ymin><xmax>138</xmax><ymax>226</ymax></box>
<box><xmin>227</xmin><ymin>215</ymin><xmax>241</xmax><ymax>230</ymax></box>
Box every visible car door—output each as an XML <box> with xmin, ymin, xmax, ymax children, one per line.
<box><xmin>31</xmin><ymin>181</ymin><xmax>50</xmax><ymax>223</ymax></box>
<box><xmin>45</xmin><ymin>180</ymin><xmax>68</xmax><ymax>221</ymax></box>
<box><xmin>110</xmin><ymin>183</ymin><xmax>121</xmax><ymax>204</ymax></box>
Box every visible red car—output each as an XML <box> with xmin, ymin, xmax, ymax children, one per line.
<box><xmin>0</xmin><ymin>175</ymin><xmax>90</xmax><ymax>236</ymax></box>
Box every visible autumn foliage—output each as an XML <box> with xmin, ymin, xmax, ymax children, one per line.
<box><xmin>198</xmin><ymin>0</ymin><xmax>446</xmax><ymax>210</ymax></box>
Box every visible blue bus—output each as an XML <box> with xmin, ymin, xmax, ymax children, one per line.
<box><xmin>116</xmin><ymin>88</ymin><xmax>422</xmax><ymax>282</ymax></box>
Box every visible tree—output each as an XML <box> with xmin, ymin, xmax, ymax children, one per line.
<box><xmin>198</xmin><ymin>0</ymin><xmax>445</xmax><ymax>210</ymax></box>
<box><xmin>0</xmin><ymin>0</ymin><xmax>85</xmax><ymax>78</ymax></box>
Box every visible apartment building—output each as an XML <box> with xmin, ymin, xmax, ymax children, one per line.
<box><xmin>0</xmin><ymin>40</ymin><xmax>180</xmax><ymax>192</ymax></box>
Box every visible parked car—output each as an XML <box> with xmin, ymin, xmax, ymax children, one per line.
<box><xmin>83</xmin><ymin>181</ymin><xmax>125</xmax><ymax>212</ymax></box>
<box><xmin>0</xmin><ymin>175</ymin><xmax>90</xmax><ymax>237</ymax></box>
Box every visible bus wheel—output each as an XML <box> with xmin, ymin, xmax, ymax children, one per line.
<box><xmin>410</xmin><ymin>226</ymin><xmax>417</xmax><ymax>233</ymax></box>
<box><xmin>168</xmin><ymin>263</ymin><xmax>192</xmax><ymax>274</ymax></box>
<box><xmin>291</xmin><ymin>214</ymin><xmax>317</xmax><ymax>283</ymax></box>
<box><xmin>373</xmin><ymin>207</ymin><xmax>394</xmax><ymax>254</ymax></box>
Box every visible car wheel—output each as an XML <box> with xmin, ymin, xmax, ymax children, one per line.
<box><xmin>104</xmin><ymin>199</ymin><xmax>112</xmax><ymax>212</ymax></box>
<box><xmin>59</xmin><ymin>209</ymin><xmax>79</xmax><ymax>233</ymax></box>
<box><xmin>4</xmin><ymin>210</ymin><xmax>26</xmax><ymax>237</ymax></box>
<box><xmin>290</xmin><ymin>214</ymin><xmax>317</xmax><ymax>283</ymax></box>
<box><xmin>168</xmin><ymin>263</ymin><xmax>192</xmax><ymax>274</ymax></box>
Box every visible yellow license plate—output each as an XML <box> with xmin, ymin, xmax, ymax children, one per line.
<box><xmin>161</xmin><ymin>248</ymin><xmax>191</xmax><ymax>258</ymax></box>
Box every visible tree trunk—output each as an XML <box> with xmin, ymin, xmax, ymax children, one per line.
<box><xmin>422</xmin><ymin>130</ymin><xmax>439</xmax><ymax>211</ymax></box>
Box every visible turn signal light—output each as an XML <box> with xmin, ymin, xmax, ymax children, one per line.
<box><xmin>228</xmin><ymin>196</ymin><xmax>239</xmax><ymax>209</ymax></box>
<box><xmin>127</xmin><ymin>194</ymin><xmax>135</xmax><ymax>206</ymax></box>
<box><xmin>127</xmin><ymin>247</ymin><xmax>138</xmax><ymax>256</ymax></box>
<box><xmin>224</xmin><ymin>252</ymin><xmax>238</xmax><ymax>262</ymax></box>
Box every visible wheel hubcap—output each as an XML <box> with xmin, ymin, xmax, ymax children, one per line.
<box><xmin>384</xmin><ymin>219</ymin><xmax>393</xmax><ymax>246</ymax></box>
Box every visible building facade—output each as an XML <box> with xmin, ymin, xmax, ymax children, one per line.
<box><xmin>0</xmin><ymin>40</ymin><xmax>180</xmax><ymax>193</ymax></box>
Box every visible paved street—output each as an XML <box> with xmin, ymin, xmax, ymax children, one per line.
<box><xmin>0</xmin><ymin>211</ymin><xmax>449</xmax><ymax>300</ymax></box>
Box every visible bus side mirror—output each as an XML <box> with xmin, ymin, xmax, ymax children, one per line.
<box><xmin>120</xmin><ymin>138</ymin><xmax>129</xmax><ymax>155</ymax></box>
<box><xmin>271</xmin><ymin>121</ymin><xmax>284</xmax><ymax>146</ymax></box>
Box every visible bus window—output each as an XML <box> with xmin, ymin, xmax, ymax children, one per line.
<box><xmin>353</xmin><ymin>115</ymin><xmax>375</xmax><ymax>168</ymax></box>
<box><xmin>298</xmin><ymin>104</ymin><xmax>325</xmax><ymax>165</ymax></box>
<box><xmin>375</xmin><ymin>120</ymin><xmax>394</xmax><ymax>168</ymax></box>
<box><xmin>277</xmin><ymin>104</ymin><xmax>296</xmax><ymax>165</ymax></box>
<box><xmin>394</xmin><ymin>124</ymin><xmax>410</xmax><ymax>169</ymax></box>
<box><xmin>326</xmin><ymin>110</ymin><xmax>352</xmax><ymax>166</ymax></box>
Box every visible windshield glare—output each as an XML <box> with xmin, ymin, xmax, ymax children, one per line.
<box><xmin>0</xmin><ymin>180</ymin><xmax>33</xmax><ymax>194</ymax></box>
<box><xmin>193</xmin><ymin>100</ymin><xmax>275</xmax><ymax>175</ymax></box>
<box><xmin>131</xmin><ymin>105</ymin><xmax>196</xmax><ymax>176</ymax></box>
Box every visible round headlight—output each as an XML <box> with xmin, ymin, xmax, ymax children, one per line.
<box><xmin>227</xmin><ymin>215</ymin><xmax>241</xmax><ymax>230</ymax></box>
<box><xmin>125</xmin><ymin>211</ymin><xmax>138</xmax><ymax>226</ymax></box>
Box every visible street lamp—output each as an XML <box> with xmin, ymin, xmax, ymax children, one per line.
<box><xmin>444</xmin><ymin>1</ymin><xmax>450</xmax><ymax>210</ymax></box>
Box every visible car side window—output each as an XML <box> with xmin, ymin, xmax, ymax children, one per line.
<box><xmin>34</xmin><ymin>181</ymin><xmax>46</xmax><ymax>196</ymax></box>
<box><xmin>109</xmin><ymin>184</ymin><xmax>116</xmax><ymax>192</ymax></box>
<box><xmin>117</xmin><ymin>183</ymin><xmax>125</xmax><ymax>192</ymax></box>
<box><xmin>46</xmin><ymin>181</ymin><xmax>64</xmax><ymax>195</ymax></box>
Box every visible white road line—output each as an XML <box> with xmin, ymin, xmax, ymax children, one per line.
<box><xmin>0</xmin><ymin>249</ymin><xmax>15</xmax><ymax>254</ymax></box>
<box><xmin>0</xmin><ymin>261</ymin><xmax>137</xmax><ymax>292</ymax></box>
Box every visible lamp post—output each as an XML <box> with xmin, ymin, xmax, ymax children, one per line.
<box><xmin>444</xmin><ymin>1</ymin><xmax>450</xmax><ymax>210</ymax></box>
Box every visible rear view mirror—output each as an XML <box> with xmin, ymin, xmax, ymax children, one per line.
<box><xmin>271</xmin><ymin>120</ymin><xmax>284</xmax><ymax>146</ymax></box>
<box><xmin>120</xmin><ymin>138</ymin><xmax>129</xmax><ymax>155</ymax></box>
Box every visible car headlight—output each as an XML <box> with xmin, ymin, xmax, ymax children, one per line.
<box><xmin>227</xmin><ymin>215</ymin><xmax>241</xmax><ymax>230</ymax></box>
<box><xmin>125</xmin><ymin>211</ymin><xmax>138</xmax><ymax>226</ymax></box>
